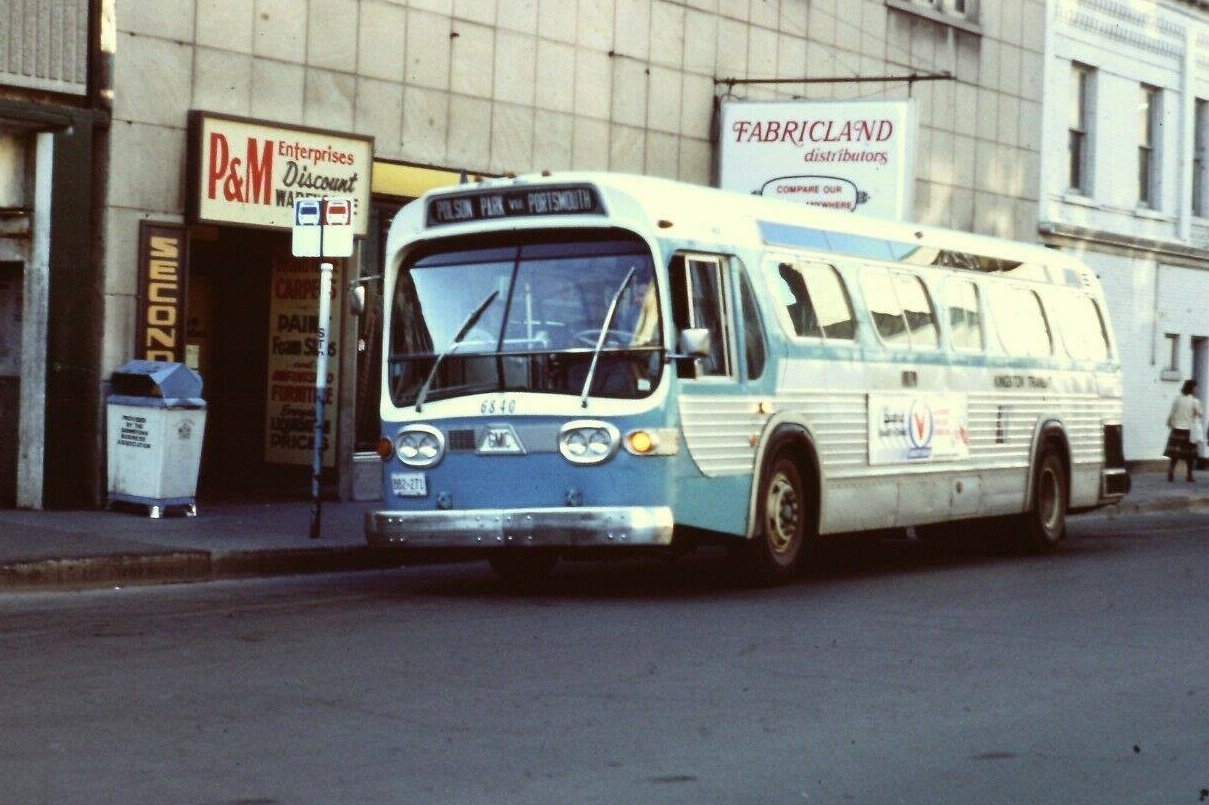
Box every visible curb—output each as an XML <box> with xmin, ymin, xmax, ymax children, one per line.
<box><xmin>2</xmin><ymin>495</ymin><xmax>1207</xmax><ymax>592</ymax></box>
<box><xmin>0</xmin><ymin>547</ymin><xmax>405</xmax><ymax>592</ymax></box>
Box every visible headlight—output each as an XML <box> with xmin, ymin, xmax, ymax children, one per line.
<box><xmin>395</xmin><ymin>424</ymin><xmax>445</xmax><ymax>467</ymax></box>
<box><xmin>558</xmin><ymin>420</ymin><xmax>620</xmax><ymax>464</ymax></box>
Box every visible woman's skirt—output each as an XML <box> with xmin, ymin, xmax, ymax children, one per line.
<box><xmin>1164</xmin><ymin>428</ymin><xmax>1196</xmax><ymax>461</ymax></box>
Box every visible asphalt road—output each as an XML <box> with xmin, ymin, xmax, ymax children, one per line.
<box><xmin>3</xmin><ymin>509</ymin><xmax>1208</xmax><ymax>805</ymax></box>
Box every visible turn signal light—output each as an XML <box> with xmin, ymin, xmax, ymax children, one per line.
<box><xmin>626</xmin><ymin>430</ymin><xmax>656</xmax><ymax>454</ymax></box>
<box><xmin>376</xmin><ymin>437</ymin><xmax>394</xmax><ymax>460</ymax></box>
<box><xmin>623</xmin><ymin>428</ymin><xmax>680</xmax><ymax>456</ymax></box>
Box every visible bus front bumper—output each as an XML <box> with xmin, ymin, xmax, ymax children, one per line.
<box><xmin>365</xmin><ymin>506</ymin><xmax>675</xmax><ymax>549</ymax></box>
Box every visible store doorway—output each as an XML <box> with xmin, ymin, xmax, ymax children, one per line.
<box><xmin>187</xmin><ymin>227</ymin><xmax>317</xmax><ymax>499</ymax></box>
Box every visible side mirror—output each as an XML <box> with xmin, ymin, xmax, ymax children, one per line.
<box><xmin>677</xmin><ymin>328</ymin><xmax>711</xmax><ymax>358</ymax></box>
<box><xmin>349</xmin><ymin>285</ymin><xmax>366</xmax><ymax>316</ymax></box>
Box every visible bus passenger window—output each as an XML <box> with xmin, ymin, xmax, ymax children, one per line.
<box><xmin>811</xmin><ymin>265</ymin><xmax>856</xmax><ymax>339</ymax></box>
<box><xmin>946</xmin><ymin>279</ymin><xmax>984</xmax><ymax>351</ymax></box>
<box><xmin>775</xmin><ymin>262</ymin><xmax>855</xmax><ymax>340</ymax></box>
<box><xmin>991</xmin><ymin>286</ymin><xmax>1053</xmax><ymax>357</ymax></box>
<box><xmin>778</xmin><ymin>263</ymin><xmax>820</xmax><ymax>337</ymax></box>
<box><xmin>895</xmin><ymin>274</ymin><xmax>938</xmax><ymax>348</ymax></box>
<box><xmin>861</xmin><ymin>269</ymin><xmax>938</xmax><ymax>349</ymax></box>
<box><xmin>1053</xmin><ymin>293</ymin><xmax>1111</xmax><ymax>362</ymax></box>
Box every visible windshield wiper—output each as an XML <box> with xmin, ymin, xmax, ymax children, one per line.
<box><xmin>414</xmin><ymin>289</ymin><xmax>499</xmax><ymax>412</ymax></box>
<box><xmin>579</xmin><ymin>266</ymin><xmax>638</xmax><ymax>409</ymax></box>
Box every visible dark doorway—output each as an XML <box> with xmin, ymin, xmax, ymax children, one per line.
<box><xmin>187</xmin><ymin>228</ymin><xmax>311</xmax><ymax>499</ymax></box>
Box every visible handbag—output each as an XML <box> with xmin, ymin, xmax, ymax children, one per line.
<box><xmin>1193</xmin><ymin>416</ymin><xmax>1208</xmax><ymax>463</ymax></box>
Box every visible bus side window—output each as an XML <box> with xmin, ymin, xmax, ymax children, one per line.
<box><xmin>861</xmin><ymin>268</ymin><xmax>938</xmax><ymax>349</ymax></box>
<box><xmin>778</xmin><ymin>262</ymin><xmax>821</xmax><ymax>337</ymax></box>
<box><xmin>739</xmin><ymin>267</ymin><xmax>766</xmax><ymax>380</ymax></box>
<box><xmin>775</xmin><ymin>262</ymin><xmax>855</xmax><ymax>340</ymax></box>
<box><xmin>1053</xmin><ymin>292</ymin><xmax>1111</xmax><ymax>362</ymax></box>
<box><xmin>671</xmin><ymin>254</ymin><xmax>732</xmax><ymax>378</ymax></box>
<box><xmin>946</xmin><ymin>278</ymin><xmax>984</xmax><ymax>351</ymax></box>
<box><xmin>810</xmin><ymin>265</ymin><xmax>857</xmax><ymax>340</ymax></box>
<box><xmin>895</xmin><ymin>273</ymin><xmax>939</xmax><ymax>349</ymax></box>
<box><xmin>991</xmin><ymin>286</ymin><xmax>1053</xmax><ymax>357</ymax></box>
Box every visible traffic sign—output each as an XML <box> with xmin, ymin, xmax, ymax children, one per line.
<box><xmin>295</xmin><ymin>199</ymin><xmax>321</xmax><ymax>227</ymax></box>
<box><xmin>324</xmin><ymin>199</ymin><xmax>351</xmax><ymax>226</ymax></box>
<box><xmin>292</xmin><ymin>197</ymin><xmax>355</xmax><ymax>257</ymax></box>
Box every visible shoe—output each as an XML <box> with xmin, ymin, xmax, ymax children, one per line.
<box><xmin>1168</xmin><ymin>472</ymin><xmax>1174</xmax><ymax>482</ymax></box>
<box><xmin>1188</xmin><ymin>476</ymin><xmax>1196</xmax><ymax>483</ymax></box>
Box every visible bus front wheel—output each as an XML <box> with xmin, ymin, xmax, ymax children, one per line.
<box><xmin>747</xmin><ymin>454</ymin><xmax>812</xmax><ymax>585</ymax></box>
<box><xmin>1018</xmin><ymin>447</ymin><xmax>1067</xmax><ymax>553</ymax></box>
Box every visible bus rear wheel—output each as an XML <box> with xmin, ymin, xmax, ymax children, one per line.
<box><xmin>746</xmin><ymin>454</ymin><xmax>811</xmax><ymax>585</ymax></box>
<box><xmin>1018</xmin><ymin>447</ymin><xmax>1067</xmax><ymax>553</ymax></box>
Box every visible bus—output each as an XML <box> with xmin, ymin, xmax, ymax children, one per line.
<box><xmin>364</xmin><ymin>172</ymin><xmax>1130</xmax><ymax>584</ymax></box>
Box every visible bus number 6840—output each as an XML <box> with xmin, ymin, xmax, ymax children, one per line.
<box><xmin>480</xmin><ymin>398</ymin><xmax>516</xmax><ymax>415</ymax></box>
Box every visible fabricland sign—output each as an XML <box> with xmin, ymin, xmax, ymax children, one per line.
<box><xmin>187</xmin><ymin>111</ymin><xmax>372</xmax><ymax>235</ymax></box>
<box><xmin>717</xmin><ymin>100</ymin><xmax>915</xmax><ymax>220</ymax></box>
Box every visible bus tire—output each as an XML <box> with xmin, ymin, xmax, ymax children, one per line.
<box><xmin>489</xmin><ymin>551</ymin><xmax>558</xmax><ymax>589</ymax></box>
<box><xmin>747</xmin><ymin>453</ymin><xmax>812</xmax><ymax>585</ymax></box>
<box><xmin>1018</xmin><ymin>447</ymin><xmax>1067</xmax><ymax>553</ymax></box>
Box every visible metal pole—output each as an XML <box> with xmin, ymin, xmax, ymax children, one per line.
<box><xmin>310</xmin><ymin>259</ymin><xmax>333</xmax><ymax>539</ymax></box>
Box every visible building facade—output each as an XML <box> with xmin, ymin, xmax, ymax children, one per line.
<box><xmin>4</xmin><ymin>0</ymin><xmax>1063</xmax><ymax>507</ymax></box>
<box><xmin>1040</xmin><ymin>0</ymin><xmax>1209</xmax><ymax>460</ymax></box>
<box><xmin>0</xmin><ymin>0</ymin><xmax>108</xmax><ymax>509</ymax></box>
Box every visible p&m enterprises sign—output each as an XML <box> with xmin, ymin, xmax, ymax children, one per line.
<box><xmin>187</xmin><ymin>112</ymin><xmax>372</xmax><ymax>236</ymax></box>
<box><xmin>718</xmin><ymin>100</ymin><xmax>915</xmax><ymax>221</ymax></box>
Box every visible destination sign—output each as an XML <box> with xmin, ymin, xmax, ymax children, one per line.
<box><xmin>426</xmin><ymin>184</ymin><xmax>604</xmax><ymax>226</ymax></box>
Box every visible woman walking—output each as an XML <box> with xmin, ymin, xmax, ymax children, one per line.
<box><xmin>1164</xmin><ymin>379</ymin><xmax>1203</xmax><ymax>482</ymax></box>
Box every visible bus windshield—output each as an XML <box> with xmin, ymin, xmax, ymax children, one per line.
<box><xmin>388</xmin><ymin>234</ymin><xmax>663</xmax><ymax>407</ymax></box>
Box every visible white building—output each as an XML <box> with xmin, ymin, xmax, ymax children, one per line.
<box><xmin>1041</xmin><ymin>0</ymin><xmax>1209</xmax><ymax>461</ymax></box>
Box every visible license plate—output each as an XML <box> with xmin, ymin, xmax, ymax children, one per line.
<box><xmin>391</xmin><ymin>472</ymin><xmax>427</xmax><ymax>497</ymax></box>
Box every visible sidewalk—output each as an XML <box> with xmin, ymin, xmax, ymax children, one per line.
<box><xmin>1</xmin><ymin>470</ymin><xmax>1206</xmax><ymax>591</ymax></box>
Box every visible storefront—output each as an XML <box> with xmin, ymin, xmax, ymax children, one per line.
<box><xmin>178</xmin><ymin>112</ymin><xmax>373</xmax><ymax>499</ymax></box>
<box><xmin>173</xmin><ymin>111</ymin><xmax>471</xmax><ymax>501</ymax></box>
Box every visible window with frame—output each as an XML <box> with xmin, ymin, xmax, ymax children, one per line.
<box><xmin>861</xmin><ymin>268</ymin><xmax>939</xmax><ymax>349</ymax></box>
<box><xmin>1194</xmin><ymin>99</ymin><xmax>1208</xmax><ymax>218</ymax></box>
<box><xmin>671</xmin><ymin>254</ymin><xmax>732</xmax><ymax>378</ymax></box>
<box><xmin>738</xmin><ymin>268</ymin><xmax>766</xmax><ymax>380</ymax></box>
<box><xmin>773</xmin><ymin>261</ymin><xmax>856</xmax><ymax>341</ymax></box>
<box><xmin>1052</xmin><ymin>292</ymin><xmax>1111</xmax><ymax>362</ymax></box>
<box><xmin>945</xmin><ymin>278</ymin><xmax>984</xmax><ymax>351</ymax></box>
<box><xmin>1068</xmin><ymin>63</ymin><xmax>1094</xmax><ymax>195</ymax></box>
<box><xmin>1139</xmin><ymin>84</ymin><xmax>1161</xmax><ymax>209</ymax></box>
<box><xmin>905</xmin><ymin>0</ymin><xmax>975</xmax><ymax>20</ymax></box>
<box><xmin>990</xmin><ymin>286</ymin><xmax>1053</xmax><ymax>357</ymax></box>
<box><xmin>1165</xmin><ymin>333</ymin><xmax>1180</xmax><ymax>372</ymax></box>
